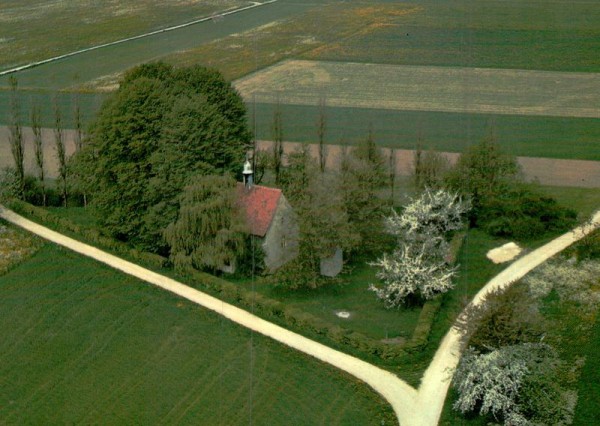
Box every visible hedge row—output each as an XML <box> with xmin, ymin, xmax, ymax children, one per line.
<box><xmin>7</xmin><ymin>200</ymin><xmax>166</xmax><ymax>270</ymax></box>
<box><xmin>7</xmin><ymin>201</ymin><xmax>407</xmax><ymax>358</ymax></box>
<box><xmin>180</xmin><ymin>264</ymin><xmax>409</xmax><ymax>360</ymax></box>
<box><xmin>407</xmin><ymin>230</ymin><xmax>467</xmax><ymax>350</ymax></box>
<box><xmin>7</xmin><ymin>201</ymin><xmax>466</xmax><ymax>360</ymax></box>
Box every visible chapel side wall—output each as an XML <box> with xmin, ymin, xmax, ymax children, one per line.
<box><xmin>262</xmin><ymin>195</ymin><xmax>299</xmax><ymax>271</ymax></box>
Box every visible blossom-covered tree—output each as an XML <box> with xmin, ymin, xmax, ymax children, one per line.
<box><xmin>369</xmin><ymin>240</ymin><xmax>457</xmax><ymax>307</ymax></box>
<box><xmin>370</xmin><ymin>188</ymin><xmax>469</xmax><ymax>307</ymax></box>
<box><xmin>453</xmin><ymin>343</ymin><xmax>574</xmax><ymax>426</ymax></box>
<box><xmin>385</xmin><ymin>188</ymin><xmax>470</xmax><ymax>239</ymax></box>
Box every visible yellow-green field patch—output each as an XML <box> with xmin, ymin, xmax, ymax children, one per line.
<box><xmin>234</xmin><ymin>60</ymin><xmax>600</xmax><ymax>118</ymax></box>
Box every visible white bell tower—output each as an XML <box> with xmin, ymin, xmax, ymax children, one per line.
<box><xmin>243</xmin><ymin>156</ymin><xmax>254</xmax><ymax>188</ymax></box>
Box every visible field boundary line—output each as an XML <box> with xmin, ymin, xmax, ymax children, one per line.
<box><xmin>0</xmin><ymin>0</ymin><xmax>278</xmax><ymax>77</ymax></box>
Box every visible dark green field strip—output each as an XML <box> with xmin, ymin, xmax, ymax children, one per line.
<box><xmin>249</xmin><ymin>103</ymin><xmax>600</xmax><ymax>161</ymax></box>
<box><xmin>0</xmin><ymin>244</ymin><xmax>395</xmax><ymax>425</ymax></box>
<box><xmin>0</xmin><ymin>90</ymin><xmax>106</xmax><ymax>128</ymax></box>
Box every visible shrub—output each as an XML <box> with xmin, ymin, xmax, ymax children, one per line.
<box><xmin>457</xmin><ymin>284</ymin><xmax>545</xmax><ymax>351</ymax></box>
<box><xmin>477</xmin><ymin>187</ymin><xmax>577</xmax><ymax>240</ymax></box>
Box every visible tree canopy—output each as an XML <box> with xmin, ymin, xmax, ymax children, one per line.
<box><xmin>73</xmin><ymin>62</ymin><xmax>251</xmax><ymax>252</ymax></box>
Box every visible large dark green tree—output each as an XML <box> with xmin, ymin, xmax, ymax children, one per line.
<box><xmin>446</xmin><ymin>137</ymin><xmax>576</xmax><ymax>239</ymax></box>
<box><xmin>339</xmin><ymin>129</ymin><xmax>388</xmax><ymax>254</ymax></box>
<box><xmin>73</xmin><ymin>62</ymin><xmax>251</xmax><ymax>252</ymax></box>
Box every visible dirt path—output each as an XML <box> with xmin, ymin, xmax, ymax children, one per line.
<box><xmin>0</xmin><ymin>204</ymin><xmax>418</xmax><ymax>422</ymax></box>
<box><xmin>1</xmin><ymin>204</ymin><xmax>597</xmax><ymax>425</ymax></box>
<box><xmin>414</xmin><ymin>209</ymin><xmax>600</xmax><ymax>426</ymax></box>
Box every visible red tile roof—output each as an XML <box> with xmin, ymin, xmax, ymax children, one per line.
<box><xmin>236</xmin><ymin>183</ymin><xmax>282</xmax><ymax>237</ymax></box>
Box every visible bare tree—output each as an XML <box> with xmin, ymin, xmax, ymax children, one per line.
<box><xmin>316</xmin><ymin>96</ymin><xmax>327</xmax><ymax>173</ymax></box>
<box><xmin>53</xmin><ymin>99</ymin><xmax>68</xmax><ymax>207</ymax></box>
<box><xmin>31</xmin><ymin>104</ymin><xmax>46</xmax><ymax>206</ymax></box>
<box><xmin>73</xmin><ymin>95</ymin><xmax>87</xmax><ymax>206</ymax></box>
<box><xmin>389</xmin><ymin>148</ymin><xmax>396</xmax><ymax>206</ymax></box>
<box><xmin>73</xmin><ymin>95</ymin><xmax>84</xmax><ymax>151</ymax></box>
<box><xmin>8</xmin><ymin>76</ymin><xmax>24</xmax><ymax>199</ymax></box>
<box><xmin>271</xmin><ymin>97</ymin><xmax>284</xmax><ymax>184</ymax></box>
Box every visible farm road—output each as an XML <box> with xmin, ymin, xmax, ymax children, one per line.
<box><xmin>1</xmin><ymin>206</ymin><xmax>597</xmax><ymax>426</ymax></box>
<box><xmin>235</xmin><ymin>60</ymin><xmax>600</xmax><ymax>118</ymax></box>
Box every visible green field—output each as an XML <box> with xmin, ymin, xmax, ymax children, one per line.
<box><xmin>0</xmin><ymin>0</ymin><xmax>248</xmax><ymax>71</ymax></box>
<box><xmin>0</xmin><ymin>93</ymin><xmax>598</xmax><ymax>162</ymax></box>
<box><xmin>235</xmin><ymin>60</ymin><xmax>599</xmax><ymax>119</ymax></box>
<box><xmin>0</xmin><ymin>241</ymin><xmax>396</xmax><ymax>425</ymax></box>
<box><xmin>303</xmin><ymin>0</ymin><xmax>600</xmax><ymax>73</ymax></box>
<box><xmin>165</xmin><ymin>0</ymin><xmax>600</xmax><ymax>83</ymax></box>
<box><xmin>249</xmin><ymin>103</ymin><xmax>600</xmax><ymax>161</ymax></box>
<box><xmin>0</xmin><ymin>0</ymin><xmax>317</xmax><ymax>91</ymax></box>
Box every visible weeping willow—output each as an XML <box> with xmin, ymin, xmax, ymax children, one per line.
<box><xmin>164</xmin><ymin>174</ymin><xmax>246</xmax><ymax>273</ymax></box>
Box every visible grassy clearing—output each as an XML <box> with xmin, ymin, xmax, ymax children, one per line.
<box><xmin>0</xmin><ymin>243</ymin><xmax>396</xmax><ymax>425</ymax></box>
<box><xmin>536</xmin><ymin>186</ymin><xmax>600</xmax><ymax>220</ymax></box>
<box><xmin>234</xmin><ymin>261</ymin><xmax>421</xmax><ymax>342</ymax></box>
<box><xmin>249</xmin><ymin>102</ymin><xmax>600</xmax><ymax>161</ymax></box>
<box><xmin>0</xmin><ymin>0</ymin><xmax>248</xmax><ymax>71</ymax></box>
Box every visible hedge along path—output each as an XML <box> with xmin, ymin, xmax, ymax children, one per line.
<box><xmin>1</xmin><ymin>204</ymin><xmax>598</xmax><ymax>426</ymax></box>
<box><xmin>0</xmin><ymin>205</ymin><xmax>418</xmax><ymax>422</ymax></box>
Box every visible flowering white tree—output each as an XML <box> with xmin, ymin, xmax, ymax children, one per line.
<box><xmin>453</xmin><ymin>343</ymin><xmax>573</xmax><ymax>426</ymax></box>
<box><xmin>369</xmin><ymin>241</ymin><xmax>457</xmax><ymax>307</ymax></box>
<box><xmin>370</xmin><ymin>188</ymin><xmax>469</xmax><ymax>307</ymax></box>
<box><xmin>385</xmin><ymin>188</ymin><xmax>470</xmax><ymax>239</ymax></box>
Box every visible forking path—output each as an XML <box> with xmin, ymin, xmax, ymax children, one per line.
<box><xmin>1</xmin><ymin>204</ymin><xmax>598</xmax><ymax>425</ymax></box>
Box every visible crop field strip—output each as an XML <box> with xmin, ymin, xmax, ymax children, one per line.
<box><xmin>0</xmin><ymin>243</ymin><xmax>395</xmax><ymax>425</ymax></box>
<box><xmin>247</xmin><ymin>102</ymin><xmax>600</xmax><ymax>163</ymax></box>
<box><xmin>302</xmin><ymin>0</ymin><xmax>600</xmax><ymax>73</ymax></box>
<box><xmin>0</xmin><ymin>0</ymin><xmax>249</xmax><ymax>71</ymax></box>
<box><xmin>235</xmin><ymin>60</ymin><xmax>600</xmax><ymax>119</ymax></box>
<box><xmin>0</xmin><ymin>0</ymin><xmax>316</xmax><ymax>91</ymax></box>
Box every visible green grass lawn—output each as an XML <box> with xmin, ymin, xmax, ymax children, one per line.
<box><xmin>235</xmin><ymin>261</ymin><xmax>422</xmax><ymax>342</ymax></box>
<box><xmin>0</xmin><ymin>243</ymin><xmax>396</xmax><ymax>425</ymax></box>
<box><xmin>536</xmin><ymin>185</ymin><xmax>600</xmax><ymax>220</ymax></box>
